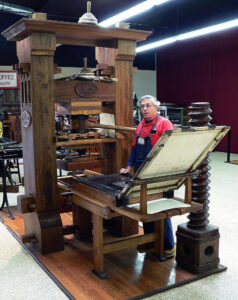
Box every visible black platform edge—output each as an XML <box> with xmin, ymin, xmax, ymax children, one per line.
<box><xmin>3</xmin><ymin>222</ymin><xmax>76</xmax><ymax>300</ymax></box>
<box><xmin>127</xmin><ymin>264</ymin><xmax>227</xmax><ymax>300</ymax></box>
<box><xmin>92</xmin><ymin>268</ymin><xmax>107</xmax><ymax>279</ymax></box>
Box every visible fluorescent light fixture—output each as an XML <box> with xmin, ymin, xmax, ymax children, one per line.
<box><xmin>0</xmin><ymin>1</ymin><xmax>34</xmax><ymax>14</ymax></box>
<box><xmin>136</xmin><ymin>37</ymin><xmax>176</xmax><ymax>52</ymax></box>
<box><xmin>99</xmin><ymin>0</ymin><xmax>171</xmax><ymax>28</ymax></box>
<box><xmin>136</xmin><ymin>18</ymin><xmax>238</xmax><ymax>53</ymax></box>
<box><xmin>177</xmin><ymin>18</ymin><xmax>238</xmax><ymax>40</ymax></box>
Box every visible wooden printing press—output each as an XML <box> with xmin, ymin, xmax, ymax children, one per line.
<box><xmin>2</xmin><ymin>14</ymin><xmax>229</xmax><ymax>281</ymax></box>
<box><xmin>2</xmin><ymin>14</ymin><xmax>151</xmax><ymax>255</ymax></box>
<box><xmin>58</xmin><ymin>125</ymin><xmax>229</xmax><ymax>278</ymax></box>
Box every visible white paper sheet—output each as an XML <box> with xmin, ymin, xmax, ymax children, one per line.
<box><xmin>128</xmin><ymin>198</ymin><xmax>190</xmax><ymax>214</ymax></box>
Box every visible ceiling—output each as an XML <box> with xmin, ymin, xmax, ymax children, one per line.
<box><xmin>1</xmin><ymin>0</ymin><xmax>238</xmax><ymax>69</ymax></box>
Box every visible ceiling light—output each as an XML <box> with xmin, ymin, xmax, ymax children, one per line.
<box><xmin>99</xmin><ymin>0</ymin><xmax>172</xmax><ymax>28</ymax></box>
<box><xmin>136</xmin><ymin>37</ymin><xmax>176</xmax><ymax>52</ymax></box>
<box><xmin>136</xmin><ymin>18</ymin><xmax>238</xmax><ymax>53</ymax></box>
<box><xmin>177</xmin><ymin>19</ymin><xmax>238</xmax><ymax>40</ymax></box>
<box><xmin>0</xmin><ymin>1</ymin><xmax>34</xmax><ymax>15</ymax></box>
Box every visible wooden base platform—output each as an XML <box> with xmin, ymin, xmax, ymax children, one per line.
<box><xmin>0</xmin><ymin>207</ymin><xmax>226</xmax><ymax>300</ymax></box>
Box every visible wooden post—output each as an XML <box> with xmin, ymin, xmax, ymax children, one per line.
<box><xmin>154</xmin><ymin>219</ymin><xmax>166</xmax><ymax>261</ymax></box>
<box><xmin>184</xmin><ymin>177</ymin><xmax>192</xmax><ymax>204</ymax></box>
<box><xmin>17</xmin><ymin>32</ymin><xmax>64</xmax><ymax>254</ymax></box>
<box><xmin>92</xmin><ymin>214</ymin><xmax>106</xmax><ymax>279</ymax></box>
<box><xmin>140</xmin><ymin>183</ymin><xmax>147</xmax><ymax>214</ymax></box>
<box><xmin>115</xmin><ymin>40</ymin><xmax>136</xmax><ymax>171</ymax></box>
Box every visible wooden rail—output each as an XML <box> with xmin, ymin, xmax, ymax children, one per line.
<box><xmin>88</xmin><ymin>122</ymin><xmax>136</xmax><ymax>132</ymax></box>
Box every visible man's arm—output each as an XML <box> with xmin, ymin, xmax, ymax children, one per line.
<box><xmin>120</xmin><ymin>146</ymin><xmax>135</xmax><ymax>174</ymax></box>
<box><xmin>120</xmin><ymin>166</ymin><xmax>132</xmax><ymax>174</ymax></box>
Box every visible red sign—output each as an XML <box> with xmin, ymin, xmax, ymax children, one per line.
<box><xmin>0</xmin><ymin>71</ymin><xmax>19</xmax><ymax>89</ymax></box>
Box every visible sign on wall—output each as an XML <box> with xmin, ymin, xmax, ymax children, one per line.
<box><xmin>0</xmin><ymin>71</ymin><xmax>19</xmax><ymax>89</ymax></box>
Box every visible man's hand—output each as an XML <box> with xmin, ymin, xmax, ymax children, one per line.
<box><xmin>120</xmin><ymin>166</ymin><xmax>131</xmax><ymax>174</ymax></box>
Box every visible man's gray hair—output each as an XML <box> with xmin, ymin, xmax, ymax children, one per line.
<box><xmin>138</xmin><ymin>95</ymin><xmax>160</xmax><ymax>107</ymax></box>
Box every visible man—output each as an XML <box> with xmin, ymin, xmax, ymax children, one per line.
<box><xmin>120</xmin><ymin>95</ymin><xmax>175</xmax><ymax>258</ymax></box>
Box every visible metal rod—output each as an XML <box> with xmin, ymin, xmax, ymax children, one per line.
<box><xmin>0</xmin><ymin>159</ymin><xmax>15</xmax><ymax>219</ymax></box>
<box><xmin>225</xmin><ymin>129</ymin><xmax>231</xmax><ymax>163</ymax></box>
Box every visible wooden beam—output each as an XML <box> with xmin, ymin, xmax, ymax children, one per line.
<box><xmin>2</xmin><ymin>18</ymin><xmax>151</xmax><ymax>45</ymax></box>
<box><xmin>62</xmin><ymin>225</ymin><xmax>77</xmax><ymax>236</ymax></box>
<box><xmin>21</xmin><ymin>233</ymin><xmax>36</xmax><ymax>244</ymax></box>
<box><xmin>17</xmin><ymin>194</ymin><xmax>36</xmax><ymax>213</ymax></box>
<box><xmin>115</xmin><ymin>39</ymin><xmax>136</xmax><ymax>171</ymax></box>
<box><xmin>82</xmin><ymin>169</ymin><xmax>102</xmax><ymax>177</ymax></box>
<box><xmin>0</xmin><ymin>185</ymin><xmax>19</xmax><ymax>193</ymax></box>
<box><xmin>56</xmin><ymin>138</ymin><xmax>116</xmax><ymax>147</ymax></box>
<box><xmin>88</xmin><ymin>122</ymin><xmax>136</xmax><ymax>132</ymax></box>
<box><xmin>103</xmin><ymin>233</ymin><xmax>155</xmax><ymax>254</ymax></box>
<box><xmin>131</xmin><ymin>170</ymin><xmax>200</xmax><ymax>186</ymax></box>
<box><xmin>72</xmin><ymin>192</ymin><xmax>111</xmax><ymax>219</ymax></box>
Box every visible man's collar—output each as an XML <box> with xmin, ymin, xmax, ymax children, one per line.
<box><xmin>141</xmin><ymin>113</ymin><xmax>158</xmax><ymax>125</ymax></box>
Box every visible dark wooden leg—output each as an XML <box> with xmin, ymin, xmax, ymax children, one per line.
<box><xmin>72</xmin><ymin>203</ymin><xmax>92</xmax><ymax>240</ymax></box>
<box><xmin>108</xmin><ymin>216</ymin><xmax>138</xmax><ymax>237</ymax></box>
<box><xmin>16</xmin><ymin>159</ymin><xmax>22</xmax><ymax>184</ymax></box>
<box><xmin>92</xmin><ymin>214</ymin><xmax>106</xmax><ymax>279</ymax></box>
<box><xmin>153</xmin><ymin>219</ymin><xmax>166</xmax><ymax>261</ymax></box>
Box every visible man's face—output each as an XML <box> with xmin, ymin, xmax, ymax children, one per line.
<box><xmin>140</xmin><ymin>98</ymin><xmax>157</xmax><ymax>121</ymax></box>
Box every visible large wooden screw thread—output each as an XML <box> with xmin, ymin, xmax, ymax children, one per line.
<box><xmin>187</xmin><ymin>102</ymin><xmax>212</xmax><ymax>229</ymax></box>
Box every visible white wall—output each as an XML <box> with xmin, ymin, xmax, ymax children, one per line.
<box><xmin>133</xmin><ymin>69</ymin><xmax>156</xmax><ymax>100</ymax></box>
<box><xmin>0</xmin><ymin>66</ymin><xmax>13</xmax><ymax>70</ymax></box>
<box><xmin>54</xmin><ymin>67</ymin><xmax>82</xmax><ymax>79</ymax></box>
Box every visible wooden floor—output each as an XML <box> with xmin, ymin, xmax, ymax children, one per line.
<box><xmin>0</xmin><ymin>207</ymin><xmax>226</xmax><ymax>300</ymax></box>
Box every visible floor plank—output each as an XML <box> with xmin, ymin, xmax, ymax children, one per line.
<box><xmin>0</xmin><ymin>207</ymin><xmax>226</xmax><ymax>300</ymax></box>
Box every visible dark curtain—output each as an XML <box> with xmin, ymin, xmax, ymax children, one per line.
<box><xmin>156</xmin><ymin>27</ymin><xmax>238</xmax><ymax>153</ymax></box>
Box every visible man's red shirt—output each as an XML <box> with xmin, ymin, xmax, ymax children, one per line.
<box><xmin>132</xmin><ymin>114</ymin><xmax>174</xmax><ymax>147</ymax></box>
